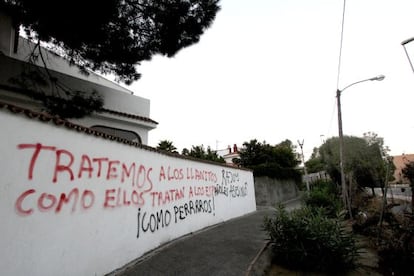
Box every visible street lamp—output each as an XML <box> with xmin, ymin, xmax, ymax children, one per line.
<box><xmin>337</xmin><ymin>74</ymin><xmax>385</xmax><ymax>218</ymax></box>
<box><xmin>401</xmin><ymin>37</ymin><xmax>414</xmax><ymax>75</ymax></box>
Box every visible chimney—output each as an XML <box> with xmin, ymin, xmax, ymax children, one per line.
<box><xmin>228</xmin><ymin>145</ymin><xmax>231</xmax><ymax>154</ymax></box>
<box><xmin>233</xmin><ymin>144</ymin><xmax>238</xmax><ymax>153</ymax></box>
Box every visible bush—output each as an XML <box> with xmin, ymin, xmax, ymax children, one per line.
<box><xmin>377</xmin><ymin>213</ymin><xmax>414</xmax><ymax>275</ymax></box>
<box><xmin>304</xmin><ymin>180</ymin><xmax>342</xmax><ymax>218</ymax></box>
<box><xmin>263</xmin><ymin>205</ymin><xmax>359</xmax><ymax>273</ymax></box>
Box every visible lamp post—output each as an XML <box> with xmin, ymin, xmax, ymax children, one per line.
<box><xmin>401</xmin><ymin>37</ymin><xmax>414</xmax><ymax>75</ymax></box>
<box><xmin>337</xmin><ymin>74</ymin><xmax>385</xmax><ymax>218</ymax></box>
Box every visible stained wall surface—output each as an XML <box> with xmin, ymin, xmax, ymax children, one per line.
<box><xmin>0</xmin><ymin>108</ymin><xmax>256</xmax><ymax>276</ymax></box>
<box><xmin>254</xmin><ymin>176</ymin><xmax>299</xmax><ymax>206</ymax></box>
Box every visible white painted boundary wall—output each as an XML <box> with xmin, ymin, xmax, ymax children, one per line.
<box><xmin>0</xmin><ymin>109</ymin><xmax>256</xmax><ymax>276</ymax></box>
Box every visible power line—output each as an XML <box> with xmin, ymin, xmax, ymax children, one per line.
<box><xmin>336</xmin><ymin>0</ymin><xmax>347</xmax><ymax>90</ymax></box>
<box><xmin>326</xmin><ymin>96</ymin><xmax>338</xmax><ymax>138</ymax></box>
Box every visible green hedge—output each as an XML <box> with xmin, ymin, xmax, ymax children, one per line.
<box><xmin>304</xmin><ymin>180</ymin><xmax>342</xmax><ymax>218</ymax></box>
<box><xmin>263</xmin><ymin>205</ymin><xmax>359</xmax><ymax>273</ymax></box>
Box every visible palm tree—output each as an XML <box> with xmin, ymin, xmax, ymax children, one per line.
<box><xmin>157</xmin><ymin>140</ymin><xmax>178</xmax><ymax>153</ymax></box>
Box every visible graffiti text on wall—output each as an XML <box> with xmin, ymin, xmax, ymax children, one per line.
<box><xmin>15</xmin><ymin>143</ymin><xmax>219</xmax><ymax>216</ymax></box>
<box><xmin>136</xmin><ymin>198</ymin><xmax>215</xmax><ymax>238</ymax></box>
<box><xmin>215</xmin><ymin>169</ymin><xmax>248</xmax><ymax>198</ymax></box>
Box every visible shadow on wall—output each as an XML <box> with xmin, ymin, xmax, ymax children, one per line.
<box><xmin>254</xmin><ymin>176</ymin><xmax>299</xmax><ymax>206</ymax></box>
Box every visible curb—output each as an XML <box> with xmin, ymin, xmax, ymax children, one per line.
<box><xmin>245</xmin><ymin>241</ymin><xmax>272</xmax><ymax>276</ymax></box>
<box><xmin>246</xmin><ymin>197</ymin><xmax>302</xmax><ymax>275</ymax></box>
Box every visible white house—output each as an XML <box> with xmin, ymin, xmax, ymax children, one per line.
<box><xmin>217</xmin><ymin>144</ymin><xmax>240</xmax><ymax>166</ymax></box>
<box><xmin>0</xmin><ymin>11</ymin><xmax>157</xmax><ymax>145</ymax></box>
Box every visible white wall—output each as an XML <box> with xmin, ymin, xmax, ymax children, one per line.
<box><xmin>0</xmin><ymin>109</ymin><xmax>256</xmax><ymax>276</ymax></box>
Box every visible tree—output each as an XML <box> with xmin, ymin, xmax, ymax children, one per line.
<box><xmin>181</xmin><ymin>144</ymin><xmax>224</xmax><ymax>163</ymax></box>
<box><xmin>305</xmin><ymin>147</ymin><xmax>325</xmax><ymax>173</ymax></box>
<box><xmin>2</xmin><ymin>0</ymin><xmax>220</xmax><ymax>84</ymax></box>
<box><xmin>235</xmin><ymin>139</ymin><xmax>301</xmax><ymax>181</ymax></box>
<box><xmin>156</xmin><ymin>140</ymin><xmax>178</xmax><ymax>153</ymax></box>
<box><xmin>401</xmin><ymin>161</ymin><xmax>414</xmax><ymax>210</ymax></box>
<box><xmin>2</xmin><ymin>0</ymin><xmax>220</xmax><ymax>118</ymax></box>
<box><xmin>315</xmin><ymin>134</ymin><xmax>393</xmax><ymax>196</ymax></box>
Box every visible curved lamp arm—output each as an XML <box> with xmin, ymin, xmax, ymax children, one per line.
<box><xmin>402</xmin><ymin>37</ymin><xmax>414</xmax><ymax>75</ymax></box>
<box><xmin>402</xmin><ymin>37</ymin><xmax>414</xmax><ymax>46</ymax></box>
<box><xmin>338</xmin><ymin>75</ymin><xmax>385</xmax><ymax>95</ymax></box>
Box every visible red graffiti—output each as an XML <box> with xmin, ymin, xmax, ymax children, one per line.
<box><xmin>92</xmin><ymin>157</ymin><xmax>109</xmax><ymax>178</ymax></box>
<box><xmin>15</xmin><ymin>188</ymin><xmax>95</xmax><ymax>216</ymax></box>
<box><xmin>15</xmin><ymin>189</ymin><xmax>36</xmax><ymax>215</ymax></box>
<box><xmin>186</xmin><ymin>168</ymin><xmax>217</xmax><ymax>182</ymax></box>
<box><xmin>15</xmin><ymin>143</ymin><xmax>226</xmax><ymax>217</ymax></box>
<box><xmin>159</xmin><ymin>166</ymin><xmax>184</xmax><ymax>181</ymax></box>
<box><xmin>17</xmin><ymin>143</ymin><xmax>154</xmax><ymax>187</ymax></box>
<box><xmin>53</xmin><ymin>149</ymin><xmax>75</xmax><ymax>182</ymax></box>
<box><xmin>17</xmin><ymin>143</ymin><xmax>56</xmax><ymax>180</ymax></box>
<box><xmin>103</xmin><ymin>188</ymin><xmax>146</xmax><ymax>208</ymax></box>
<box><xmin>158</xmin><ymin>166</ymin><xmax>218</xmax><ymax>183</ymax></box>
<box><xmin>188</xmin><ymin>185</ymin><xmax>215</xmax><ymax>198</ymax></box>
<box><xmin>78</xmin><ymin>154</ymin><xmax>93</xmax><ymax>178</ymax></box>
<box><xmin>150</xmin><ymin>187</ymin><xmax>185</xmax><ymax>207</ymax></box>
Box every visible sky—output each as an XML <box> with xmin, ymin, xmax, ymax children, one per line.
<box><xmin>129</xmin><ymin>0</ymin><xmax>414</xmax><ymax>160</ymax></box>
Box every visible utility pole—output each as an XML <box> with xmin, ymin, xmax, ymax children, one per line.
<box><xmin>337</xmin><ymin>89</ymin><xmax>351</xmax><ymax>217</ymax></box>
<box><xmin>298</xmin><ymin>139</ymin><xmax>310</xmax><ymax>192</ymax></box>
<box><xmin>336</xmin><ymin>75</ymin><xmax>385</xmax><ymax>220</ymax></box>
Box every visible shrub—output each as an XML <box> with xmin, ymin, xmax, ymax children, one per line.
<box><xmin>304</xmin><ymin>180</ymin><xmax>342</xmax><ymax>218</ymax></box>
<box><xmin>263</xmin><ymin>205</ymin><xmax>359</xmax><ymax>273</ymax></box>
<box><xmin>377</xmin><ymin>213</ymin><xmax>414</xmax><ymax>275</ymax></box>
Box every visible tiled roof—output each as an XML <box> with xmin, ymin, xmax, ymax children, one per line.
<box><xmin>0</xmin><ymin>100</ymin><xmax>152</xmax><ymax>149</ymax></box>
<box><xmin>101</xmin><ymin>108</ymin><xmax>158</xmax><ymax>124</ymax></box>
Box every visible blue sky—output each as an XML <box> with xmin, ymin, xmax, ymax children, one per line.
<box><xmin>131</xmin><ymin>0</ymin><xmax>414</xmax><ymax>159</ymax></box>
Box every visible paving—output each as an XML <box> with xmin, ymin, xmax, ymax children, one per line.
<box><xmin>111</xmin><ymin>198</ymin><xmax>301</xmax><ymax>276</ymax></box>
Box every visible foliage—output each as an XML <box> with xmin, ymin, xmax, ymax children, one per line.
<box><xmin>156</xmin><ymin>140</ymin><xmax>178</xmax><ymax>153</ymax></box>
<box><xmin>10</xmin><ymin>72</ymin><xmax>104</xmax><ymax>118</ymax></box>
<box><xmin>402</xmin><ymin>161</ymin><xmax>414</xmax><ymax>186</ymax></box>
<box><xmin>42</xmin><ymin>91</ymin><xmax>103</xmax><ymax>119</ymax></box>
<box><xmin>377</xmin><ymin>213</ymin><xmax>414</xmax><ymax>275</ymax></box>
<box><xmin>304</xmin><ymin>147</ymin><xmax>325</xmax><ymax>173</ymax></box>
<box><xmin>314</xmin><ymin>134</ymin><xmax>393</xmax><ymax>189</ymax></box>
<box><xmin>235</xmin><ymin>139</ymin><xmax>301</xmax><ymax>182</ymax></box>
<box><xmin>401</xmin><ymin>160</ymin><xmax>414</xmax><ymax>209</ymax></box>
<box><xmin>263</xmin><ymin>205</ymin><xmax>359</xmax><ymax>273</ymax></box>
<box><xmin>2</xmin><ymin>0</ymin><xmax>219</xmax><ymax>118</ymax></box>
<box><xmin>352</xmin><ymin>193</ymin><xmax>414</xmax><ymax>275</ymax></box>
<box><xmin>8</xmin><ymin>45</ymin><xmax>104</xmax><ymax>118</ymax></box>
<box><xmin>348</xmin><ymin>190</ymin><xmax>414</xmax><ymax>275</ymax></box>
<box><xmin>304</xmin><ymin>180</ymin><xmax>342</xmax><ymax>218</ymax></box>
<box><xmin>181</xmin><ymin>144</ymin><xmax>224</xmax><ymax>163</ymax></box>
<box><xmin>2</xmin><ymin>0</ymin><xmax>220</xmax><ymax>84</ymax></box>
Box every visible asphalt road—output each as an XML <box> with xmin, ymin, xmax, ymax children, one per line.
<box><xmin>110</xmin><ymin>198</ymin><xmax>302</xmax><ymax>276</ymax></box>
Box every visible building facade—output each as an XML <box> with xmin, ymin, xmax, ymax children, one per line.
<box><xmin>0</xmin><ymin>11</ymin><xmax>157</xmax><ymax>145</ymax></box>
<box><xmin>391</xmin><ymin>154</ymin><xmax>414</xmax><ymax>184</ymax></box>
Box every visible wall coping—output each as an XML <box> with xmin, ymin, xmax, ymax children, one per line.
<box><xmin>0</xmin><ymin>100</ymin><xmax>251</xmax><ymax>171</ymax></box>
